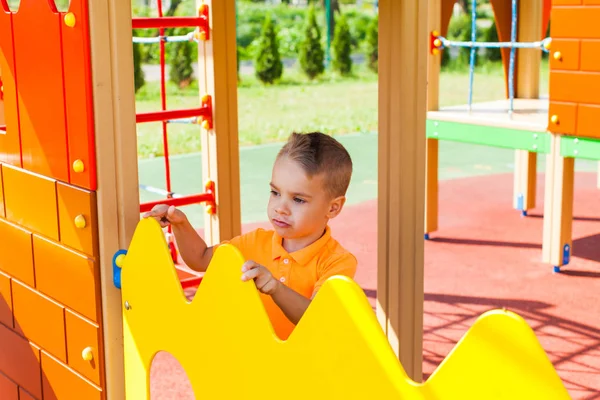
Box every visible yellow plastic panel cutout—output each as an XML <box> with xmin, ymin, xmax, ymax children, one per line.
<box><xmin>120</xmin><ymin>218</ymin><xmax>571</xmax><ymax>400</ymax></box>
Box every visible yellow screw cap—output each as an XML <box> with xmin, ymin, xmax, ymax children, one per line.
<box><xmin>64</xmin><ymin>12</ymin><xmax>76</xmax><ymax>28</ymax></box>
<box><xmin>550</xmin><ymin>115</ymin><xmax>559</xmax><ymax>124</ymax></box>
<box><xmin>115</xmin><ymin>254</ymin><xmax>126</xmax><ymax>268</ymax></box>
<box><xmin>81</xmin><ymin>346</ymin><xmax>94</xmax><ymax>361</ymax></box>
<box><xmin>74</xmin><ymin>214</ymin><xmax>87</xmax><ymax>229</ymax></box>
<box><xmin>553</xmin><ymin>51</ymin><xmax>562</xmax><ymax>60</ymax></box>
<box><xmin>202</xmin><ymin>120</ymin><xmax>210</xmax><ymax>130</ymax></box>
<box><xmin>73</xmin><ymin>159</ymin><xmax>85</xmax><ymax>173</ymax></box>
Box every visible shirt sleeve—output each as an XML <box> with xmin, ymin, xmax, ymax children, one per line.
<box><xmin>312</xmin><ymin>253</ymin><xmax>358</xmax><ymax>297</ymax></box>
<box><xmin>217</xmin><ymin>229</ymin><xmax>259</xmax><ymax>261</ymax></box>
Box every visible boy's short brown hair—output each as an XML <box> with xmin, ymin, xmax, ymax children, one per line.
<box><xmin>276</xmin><ymin>132</ymin><xmax>353</xmax><ymax>198</ymax></box>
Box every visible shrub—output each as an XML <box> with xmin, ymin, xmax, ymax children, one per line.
<box><xmin>132</xmin><ymin>41</ymin><xmax>145</xmax><ymax>93</ymax></box>
<box><xmin>299</xmin><ymin>6</ymin><xmax>325</xmax><ymax>80</ymax></box>
<box><xmin>254</xmin><ymin>13</ymin><xmax>284</xmax><ymax>84</ymax></box>
<box><xmin>332</xmin><ymin>13</ymin><xmax>353</xmax><ymax>75</ymax></box>
<box><xmin>169</xmin><ymin>28</ymin><xmax>195</xmax><ymax>88</ymax></box>
<box><xmin>365</xmin><ymin>14</ymin><xmax>378</xmax><ymax>73</ymax></box>
<box><xmin>483</xmin><ymin>21</ymin><xmax>502</xmax><ymax>62</ymax></box>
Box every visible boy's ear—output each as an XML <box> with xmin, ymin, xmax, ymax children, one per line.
<box><xmin>327</xmin><ymin>196</ymin><xmax>346</xmax><ymax>218</ymax></box>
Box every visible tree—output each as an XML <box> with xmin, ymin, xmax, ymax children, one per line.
<box><xmin>169</xmin><ymin>28</ymin><xmax>195</xmax><ymax>88</ymax></box>
<box><xmin>332</xmin><ymin>13</ymin><xmax>352</xmax><ymax>75</ymax></box>
<box><xmin>132</xmin><ymin>39</ymin><xmax>145</xmax><ymax>93</ymax></box>
<box><xmin>254</xmin><ymin>13</ymin><xmax>283</xmax><ymax>84</ymax></box>
<box><xmin>365</xmin><ymin>15</ymin><xmax>378</xmax><ymax>73</ymax></box>
<box><xmin>299</xmin><ymin>6</ymin><xmax>325</xmax><ymax>80</ymax></box>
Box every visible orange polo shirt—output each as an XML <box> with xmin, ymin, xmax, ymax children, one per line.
<box><xmin>222</xmin><ymin>226</ymin><xmax>357</xmax><ymax>340</ymax></box>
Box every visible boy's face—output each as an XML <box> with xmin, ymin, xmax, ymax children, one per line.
<box><xmin>268</xmin><ymin>156</ymin><xmax>345</xmax><ymax>243</ymax></box>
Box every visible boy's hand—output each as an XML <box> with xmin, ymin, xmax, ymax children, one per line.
<box><xmin>241</xmin><ymin>261</ymin><xmax>280</xmax><ymax>295</ymax></box>
<box><xmin>142</xmin><ymin>204</ymin><xmax>187</xmax><ymax>228</ymax></box>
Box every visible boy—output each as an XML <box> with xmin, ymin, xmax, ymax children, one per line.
<box><xmin>143</xmin><ymin>132</ymin><xmax>357</xmax><ymax>339</ymax></box>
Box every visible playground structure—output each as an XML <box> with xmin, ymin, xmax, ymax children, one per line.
<box><xmin>0</xmin><ymin>0</ymin><xmax>592</xmax><ymax>399</ymax></box>
<box><xmin>426</xmin><ymin>0</ymin><xmax>600</xmax><ymax>272</ymax></box>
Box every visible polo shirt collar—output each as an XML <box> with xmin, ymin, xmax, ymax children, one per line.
<box><xmin>271</xmin><ymin>226</ymin><xmax>331</xmax><ymax>265</ymax></box>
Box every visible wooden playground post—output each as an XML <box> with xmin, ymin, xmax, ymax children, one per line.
<box><xmin>377</xmin><ymin>0</ymin><xmax>427</xmax><ymax>381</ymax></box>
<box><xmin>425</xmin><ymin>0</ymin><xmax>440</xmax><ymax>237</ymax></box>
<box><xmin>196</xmin><ymin>0</ymin><xmax>241</xmax><ymax>245</ymax></box>
<box><xmin>88</xmin><ymin>0</ymin><xmax>140</xmax><ymax>398</ymax></box>
<box><xmin>512</xmin><ymin>0</ymin><xmax>543</xmax><ymax>215</ymax></box>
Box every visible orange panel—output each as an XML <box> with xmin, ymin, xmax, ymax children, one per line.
<box><xmin>0</xmin><ymin>165</ymin><xmax>4</xmax><ymax>218</ymax></box>
<box><xmin>549</xmin><ymin>71</ymin><xmax>600</xmax><ymax>104</ymax></box>
<box><xmin>33</xmin><ymin>235</ymin><xmax>99</xmax><ymax>323</ymax></box>
<box><xmin>0</xmin><ymin>372</ymin><xmax>18</xmax><ymax>400</ymax></box>
<box><xmin>576</xmin><ymin>104</ymin><xmax>600</xmax><ymax>138</ymax></box>
<box><xmin>552</xmin><ymin>0</ymin><xmax>582</xmax><ymax>4</ymax></box>
<box><xmin>0</xmin><ymin>324</ymin><xmax>42</xmax><ymax>399</ymax></box>
<box><xmin>549</xmin><ymin>39</ymin><xmax>580</xmax><ymax>71</ymax></box>
<box><xmin>0</xmin><ymin>218</ymin><xmax>34</xmax><ymax>287</ymax></box>
<box><xmin>41</xmin><ymin>352</ymin><xmax>103</xmax><ymax>400</ymax></box>
<box><xmin>548</xmin><ymin>102</ymin><xmax>578</xmax><ymax>135</ymax></box>
<box><xmin>19</xmin><ymin>388</ymin><xmax>37</xmax><ymax>400</ymax></box>
<box><xmin>583</xmin><ymin>0</ymin><xmax>600</xmax><ymax>4</ymax></box>
<box><xmin>0</xmin><ymin>270</ymin><xmax>12</xmax><ymax>328</ymax></box>
<box><xmin>61</xmin><ymin>0</ymin><xmax>97</xmax><ymax>191</ymax></box>
<box><xmin>580</xmin><ymin>40</ymin><xmax>600</xmax><ymax>71</ymax></box>
<box><xmin>2</xmin><ymin>165</ymin><xmax>59</xmax><ymax>240</ymax></box>
<box><xmin>65</xmin><ymin>310</ymin><xmax>102</xmax><ymax>386</ymax></box>
<box><xmin>11</xmin><ymin>280</ymin><xmax>67</xmax><ymax>363</ymax></box>
<box><xmin>12</xmin><ymin>0</ymin><xmax>68</xmax><ymax>181</ymax></box>
<box><xmin>551</xmin><ymin>7</ymin><xmax>600</xmax><ymax>39</ymax></box>
<box><xmin>0</xmin><ymin>8</ymin><xmax>21</xmax><ymax>167</ymax></box>
<box><xmin>57</xmin><ymin>182</ymin><xmax>98</xmax><ymax>258</ymax></box>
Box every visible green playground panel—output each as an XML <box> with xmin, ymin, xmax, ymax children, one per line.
<box><xmin>426</xmin><ymin>119</ymin><xmax>551</xmax><ymax>154</ymax></box>
<box><xmin>560</xmin><ymin>136</ymin><xmax>600</xmax><ymax>161</ymax></box>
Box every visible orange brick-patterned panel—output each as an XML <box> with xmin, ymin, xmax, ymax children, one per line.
<box><xmin>0</xmin><ymin>165</ymin><xmax>4</xmax><ymax>217</ymax></box>
<box><xmin>0</xmin><ymin>372</ymin><xmax>18</xmax><ymax>400</ymax></box>
<box><xmin>0</xmin><ymin>218</ymin><xmax>35</xmax><ymax>287</ymax></box>
<box><xmin>0</xmin><ymin>324</ymin><xmax>42</xmax><ymax>398</ymax></box>
<box><xmin>0</xmin><ymin>271</ymin><xmax>13</xmax><ymax>328</ymax></box>
<box><xmin>41</xmin><ymin>352</ymin><xmax>103</xmax><ymax>400</ymax></box>
<box><xmin>548</xmin><ymin>4</ymin><xmax>600</xmax><ymax>138</ymax></box>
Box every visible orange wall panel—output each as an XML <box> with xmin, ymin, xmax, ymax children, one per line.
<box><xmin>0</xmin><ymin>324</ymin><xmax>42</xmax><ymax>399</ymax></box>
<box><xmin>19</xmin><ymin>388</ymin><xmax>37</xmax><ymax>400</ymax></box>
<box><xmin>2</xmin><ymin>165</ymin><xmax>59</xmax><ymax>241</ymax></box>
<box><xmin>65</xmin><ymin>310</ymin><xmax>102</xmax><ymax>386</ymax></box>
<box><xmin>57</xmin><ymin>182</ymin><xmax>98</xmax><ymax>258</ymax></box>
<box><xmin>61</xmin><ymin>0</ymin><xmax>97</xmax><ymax>191</ymax></box>
<box><xmin>549</xmin><ymin>71</ymin><xmax>600</xmax><ymax>104</ymax></box>
<box><xmin>549</xmin><ymin>39</ymin><xmax>580</xmax><ymax>71</ymax></box>
<box><xmin>548</xmin><ymin>101</ymin><xmax>578</xmax><ymax>134</ymax></box>
<box><xmin>0</xmin><ymin>218</ymin><xmax>34</xmax><ymax>287</ymax></box>
<box><xmin>580</xmin><ymin>40</ymin><xmax>600</xmax><ymax>71</ymax></box>
<box><xmin>33</xmin><ymin>235</ymin><xmax>100</xmax><ymax>323</ymax></box>
<box><xmin>41</xmin><ymin>352</ymin><xmax>103</xmax><ymax>400</ymax></box>
<box><xmin>0</xmin><ymin>271</ymin><xmax>13</xmax><ymax>329</ymax></box>
<box><xmin>11</xmin><ymin>281</ymin><xmax>67</xmax><ymax>364</ymax></box>
<box><xmin>583</xmin><ymin>0</ymin><xmax>600</xmax><ymax>4</ymax></box>
<box><xmin>0</xmin><ymin>10</ymin><xmax>21</xmax><ymax>167</ymax></box>
<box><xmin>0</xmin><ymin>165</ymin><xmax>4</xmax><ymax>218</ymax></box>
<box><xmin>12</xmin><ymin>2</ymin><xmax>68</xmax><ymax>181</ymax></box>
<box><xmin>0</xmin><ymin>372</ymin><xmax>18</xmax><ymax>400</ymax></box>
<box><xmin>576</xmin><ymin>104</ymin><xmax>600</xmax><ymax>138</ymax></box>
<box><xmin>551</xmin><ymin>7</ymin><xmax>600</xmax><ymax>39</ymax></box>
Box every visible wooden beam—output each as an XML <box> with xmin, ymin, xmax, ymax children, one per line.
<box><xmin>196</xmin><ymin>0</ymin><xmax>241</xmax><ymax>244</ymax></box>
<box><xmin>513</xmin><ymin>0</ymin><xmax>543</xmax><ymax>216</ymax></box>
<box><xmin>542</xmin><ymin>133</ymin><xmax>574</xmax><ymax>272</ymax></box>
<box><xmin>88</xmin><ymin>0</ymin><xmax>140</xmax><ymax>398</ymax></box>
<box><xmin>378</xmin><ymin>0</ymin><xmax>427</xmax><ymax>381</ymax></box>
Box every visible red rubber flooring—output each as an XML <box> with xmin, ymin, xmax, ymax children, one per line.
<box><xmin>150</xmin><ymin>172</ymin><xmax>600</xmax><ymax>399</ymax></box>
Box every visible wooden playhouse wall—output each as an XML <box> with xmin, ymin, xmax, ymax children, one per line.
<box><xmin>548</xmin><ymin>1</ymin><xmax>600</xmax><ymax>139</ymax></box>
<box><xmin>0</xmin><ymin>1</ymin><xmax>106</xmax><ymax>399</ymax></box>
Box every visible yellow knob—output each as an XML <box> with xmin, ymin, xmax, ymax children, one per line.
<box><xmin>432</xmin><ymin>48</ymin><xmax>440</xmax><ymax>56</ymax></box>
<box><xmin>74</xmin><ymin>214</ymin><xmax>87</xmax><ymax>229</ymax></box>
<box><xmin>550</xmin><ymin>114</ymin><xmax>559</xmax><ymax>124</ymax></box>
<box><xmin>82</xmin><ymin>346</ymin><xmax>94</xmax><ymax>361</ymax></box>
<box><xmin>115</xmin><ymin>254</ymin><xmax>126</xmax><ymax>268</ymax></box>
<box><xmin>553</xmin><ymin>51</ymin><xmax>562</xmax><ymax>60</ymax></box>
<box><xmin>73</xmin><ymin>159</ymin><xmax>85</xmax><ymax>173</ymax></box>
<box><xmin>432</xmin><ymin>30</ymin><xmax>439</xmax><ymax>37</ymax></box>
<box><xmin>64</xmin><ymin>12</ymin><xmax>76</xmax><ymax>28</ymax></box>
<box><xmin>201</xmin><ymin>120</ymin><xmax>210</xmax><ymax>130</ymax></box>
<box><xmin>433</xmin><ymin>38</ymin><xmax>441</xmax><ymax>47</ymax></box>
<box><xmin>195</xmin><ymin>31</ymin><xmax>206</xmax><ymax>41</ymax></box>
<box><xmin>543</xmin><ymin>39</ymin><xmax>552</xmax><ymax>50</ymax></box>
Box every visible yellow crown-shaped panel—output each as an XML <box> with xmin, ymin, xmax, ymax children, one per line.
<box><xmin>120</xmin><ymin>218</ymin><xmax>570</xmax><ymax>399</ymax></box>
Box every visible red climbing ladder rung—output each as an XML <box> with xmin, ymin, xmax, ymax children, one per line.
<box><xmin>139</xmin><ymin>192</ymin><xmax>214</xmax><ymax>213</ymax></box>
<box><xmin>132</xmin><ymin>16</ymin><xmax>207</xmax><ymax>29</ymax></box>
<box><xmin>136</xmin><ymin>107</ymin><xmax>210</xmax><ymax>123</ymax></box>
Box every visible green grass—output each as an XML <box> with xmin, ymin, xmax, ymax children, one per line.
<box><xmin>134</xmin><ymin>59</ymin><xmax>550</xmax><ymax>158</ymax></box>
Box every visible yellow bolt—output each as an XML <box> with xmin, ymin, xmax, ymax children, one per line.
<box><xmin>433</xmin><ymin>38</ymin><xmax>441</xmax><ymax>47</ymax></box>
<box><xmin>432</xmin><ymin>48</ymin><xmax>440</xmax><ymax>56</ymax></box>
<box><xmin>202</xmin><ymin>120</ymin><xmax>210</xmax><ymax>130</ymax></box>
<box><xmin>543</xmin><ymin>39</ymin><xmax>552</xmax><ymax>50</ymax></box>
<box><xmin>550</xmin><ymin>114</ymin><xmax>559</xmax><ymax>124</ymax></box>
<box><xmin>74</xmin><ymin>214</ymin><xmax>87</xmax><ymax>229</ymax></box>
<box><xmin>64</xmin><ymin>12</ymin><xmax>76</xmax><ymax>28</ymax></box>
<box><xmin>432</xmin><ymin>30</ymin><xmax>439</xmax><ymax>37</ymax></box>
<box><xmin>81</xmin><ymin>346</ymin><xmax>94</xmax><ymax>361</ymax></box>
<box><xmin>73</xmin><ymin>159</ymin><xmax>85</xmax><ymax>173</ymax></box>
<box><xmin>553</xmin><ymin>51</ymin><xmax>562</xmax><ymax>61</ymax></box>
<box><xmin>115</xmin><ymin>254</ymin><xmax>126</xmax><ymax>268</ymax></box>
